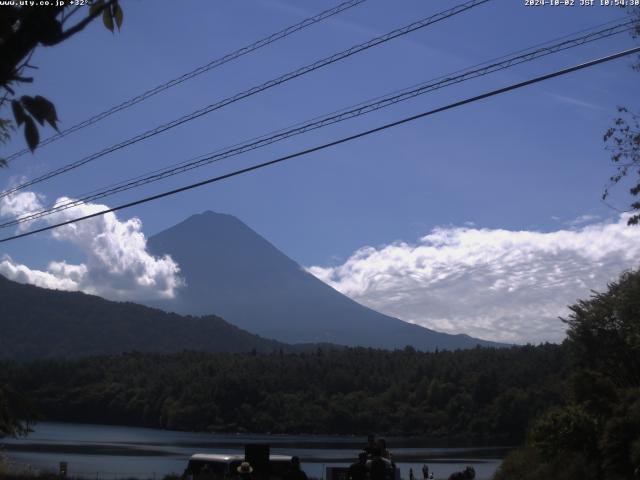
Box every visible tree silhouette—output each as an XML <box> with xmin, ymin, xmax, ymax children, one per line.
<box><xmin>603</xmin><ymin>7</ymin><xmax>640</xmax><ymax>224</ymax></box>
<box><xmin>495</xmin><ymin>269</ymin><xmax>640</xmax><ymax>480</ymax></box>
<box><xmin>0</xmin><ymin>0</ymin><xmax>123</xmax><ymax>164</ymax></box>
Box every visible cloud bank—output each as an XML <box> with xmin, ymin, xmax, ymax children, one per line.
<box><xmin>0</xmin><ymin>192</ymin><xmax>182</xmax><ymax>301</ymax></box>
<box><xmin>308</xmin><ymin>215</ymin><xmax>640</xmax><ymax>344</ymax></box>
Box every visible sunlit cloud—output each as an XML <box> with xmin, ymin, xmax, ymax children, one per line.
<box><xmin>0</xmin><ymin>191</ymin><xmax>183</xmax><ymax>301</ymax></box>
<box><xmin>0</xmin><ymin>187</ymin><xmax>45</xmax><ymax>232</ymax></box>
<box><xmin>308</xmin><ymin>214</ymin><xmax>640</xmax><ymax>343</ymax></box>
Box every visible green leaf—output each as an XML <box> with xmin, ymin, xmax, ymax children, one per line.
<box><xmin>24</xmin><ymin>116</ymin><xmax>39</xmax><ymax>152</ymax></box>
<box><xmin>103</xmin><ymin>7</ymin><xmax>114</xmax><ymax>32</ymax></box>
<box><xmin>11</xmin><ymin>100</ymin><xmax>26</xmax><ymax>126</ymax></box>
<box><xmin>114</xmin><ymin>2</ymin><xmax>123</xmax><ymax>30</ymax></box>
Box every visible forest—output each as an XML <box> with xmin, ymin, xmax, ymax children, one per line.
<box><xmin>494</xmin><ymin>270</ymin><xmax>640</xmax><ymax>480</ymax></box>
<box><xmin>1</xmin><ymin>269</ymin><xmax>638</xmax><ymax>479</ymax></box>
<box><xmin>0</xmin><ymin>342</ymin><xmax>567</xmax><ymax>444</ymax></box>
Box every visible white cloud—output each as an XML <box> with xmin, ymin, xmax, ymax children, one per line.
<box><xmin>0</xmin><ymin>256</ymin><xmax>86</xmax><ymax>292</ymax></box>
<box><xmin>0</xmin><ymin>192</ymin><xmax>183</xmax><ymax>301</ymax></box>
<box><xmin>0</xmin><ymin>190</ymin><xmax>45</xmax><ymax>232</ymax></box>
<box><xmin>308</xmin><ymin>215</ymin><xmax>640</xmax><ymax>344</ymax></box>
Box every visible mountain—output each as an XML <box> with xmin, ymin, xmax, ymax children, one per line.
<box><xmin>0</xmin><ymin>275</ymin><xmax>289</xmax><ymax>359</ymax></box>
<box><xmin>147</xmin><ymin>211</ymin><xmax>504</xmax><ymax>350</ymax></box>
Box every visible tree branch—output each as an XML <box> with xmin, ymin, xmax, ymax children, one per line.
<box><xmin>61</xmin><ymin>5</ymin><xmax>83</xmax><ymax>26</ymax></box>
<box><xmin>57</xmin><ymin>1</ymin><xmax>115</xmax><ymax>42</ymax></box>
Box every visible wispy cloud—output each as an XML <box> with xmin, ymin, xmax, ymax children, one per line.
<box><xmin>566</xmin><ymin>213</ymin><xmax>601</xmax><ymax>227</ymax></box>
<box><xmin>308</xmin><ymin>215</ymin><xmax>640</xmax><ymax>344</ymax></box>
<box><xmin>0</xmin><ymin>192</ymin><xmax>183</xmax><ymax>301</ymax></box>
<box><xmin>549</xmin><ymin>93</ymin><xmax>603</xmax><ymax>111</ymax></box>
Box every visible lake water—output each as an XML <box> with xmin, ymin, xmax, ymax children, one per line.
<box><xmin>1</xmin><ymin>422</ymin><xmax>507</xmax><ymax>480</ymax></box>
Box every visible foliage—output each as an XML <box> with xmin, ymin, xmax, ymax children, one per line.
<box><xmin>10</xmin><ymin>96</ymin><xmax>59</xmax><ymax>152</ymax></box>
<box><xmin>0</xmin><ymin>383</ymin><xmax>33</xmax><ymax>438</ymax></box>
<box><xmin>0</xmin><ymin>343</ymin><xmax>568</xmax><ymax>442</ymax></box>
<box><xmin>528</xmin><ymin>404</ymin><xmax>598</xmax><ymax>457</ymax></box>
<box><xmin>494</xmin><ymin>269</ymin><xmax>640</xmax><ymax>480</ymax></box>
<box><xmin>603</xmin><ymin>7</ymin><xmax>640</xmax><ymax>224</ymax></box>
<box><xmin>603</xmin><ymin>107</ymin><xmax>640</xmax><ymax>224</ymax></box>
<box><xmin>493</xmin><ymin>446</ymin><xmax>594</xmax><ymax>480</ymax></box>
<box><xmin>0</xmin><ymin>451</ymin><xmax>7</xmax><ymax>477</ymax></box>
<box><xmin>0</xmin><ymin>0</ymin><xmax>123</xmax><ymax>163</ymax></box>
<box><xmin>562</xmin><ymin>270</ymin><xmax>640</xmax><ymax>388</ymax></box>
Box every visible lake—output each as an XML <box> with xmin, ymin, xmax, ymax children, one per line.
<box><xmin>1</xmin><ymin>422</ymin><xmax>507</xmax><ymax>480</ymax></box>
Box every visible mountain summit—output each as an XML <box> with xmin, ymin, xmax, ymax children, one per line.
<box><xmin>147</xmin><ymin>211</ymin><xmax>502</xmax><ymax>350</ymax></box>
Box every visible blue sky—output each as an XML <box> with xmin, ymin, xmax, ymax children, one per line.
<box><xmin>1</xmin><ymin>0</ymin><xmax>639</xmax><ymax>342</ymax></box>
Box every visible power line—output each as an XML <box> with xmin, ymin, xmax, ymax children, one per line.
<box><xmin>2</xmin><ymin>45</ymin><xmax>638</xmax><ymax>244</ymax></box>
<box><xmin>0</xmin><ymin>0</ymin><xmax>491</xmax><ymax>199</ymax></box>
<box><xmin>3</xmin><ymin>0</ymin><xmax>368</xmax><ymax>163</ymax></box>
<box><xmin>2</xmin><ymin>20</ymin><xmax>633</xmax><ymax>229</ymax></box>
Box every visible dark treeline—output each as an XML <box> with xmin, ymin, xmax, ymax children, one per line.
<box><xmin>494</xmin><ymin>270</ymin><xmax>640</xmax><ymax>480</ymax></box>
<box><xmin>0</xmin><ymin>343</ymin><xmax>567</xmax><ymax>444</ymax></box>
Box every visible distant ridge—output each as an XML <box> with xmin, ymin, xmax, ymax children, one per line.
<box><xmin>147</xmin><ymin>211</ymin><xmax>505</xmax><ymax>350</ymax></box>
<box><xmin>0</xmin><ymin>274</ymin><xmax>289</xmax><ymax>359</ymax></box>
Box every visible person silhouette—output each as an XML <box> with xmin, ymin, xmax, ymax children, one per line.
<box><xmin>284</xmin><ymin>456</ymin><xmax>308</xmax><ymax>480</ymax></box>
<box><xmin>369</xmin><ymin>449</ymin><xmax>388</xmax><ymax>480</ymax></box>
<box><xmin>422</xmin><ymin>465</ymin><xmax>429</xmax><ymax>480</ymax></box>
<box><xmin>348</xmin><ymin>452</ymin><xmax>368</xmax><ymax>480</ymax></box>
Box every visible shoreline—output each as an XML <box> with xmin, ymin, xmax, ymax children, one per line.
<box><xmin>4</xmin><ymin>420</ymin><xmax>518</xmax><ymax>450</ymax></box>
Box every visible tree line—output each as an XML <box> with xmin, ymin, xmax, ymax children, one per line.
<box><xmin>2</xmin><ymin>268</ymin><xmax>637</xmax><ymax>478</ymax></box>
<box><xmin>494</xmin><ymin>270</ymin><xmax>640</xmax><ymax>480</ymax></box>
<box><xmin>0</xmin><ymin>342</ymin><xmax>567</xmax><ymax>444</ymax></box>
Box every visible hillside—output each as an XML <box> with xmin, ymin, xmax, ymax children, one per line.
<box><xmin>0</xmin><ymin>275</ymin><xmax>287</xmax><ymax>359</ymax></box>
<box><xmin>148</xmin><ymin>211</ymin><xmax>504</xmax><ymax>350</ymax></box>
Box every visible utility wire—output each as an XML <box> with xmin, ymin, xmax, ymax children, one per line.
<box><xmin>2</xmin><ymin>45</ymin><xmax>638</xmax><ymax>244</ymax></box>
<box><xmin>0</xmin><ymin>0</ymin><xmax>491</xmax><ymax>199</ymax></box>
<box><xmin>3</xmin><ymin>0</ymin><xmax>368</xmax><ymax>163</ymax></box>
<box><xmin>2</xmin><ymin>20</ymin><xmax>633</xmax><ymax>229</ymax></box>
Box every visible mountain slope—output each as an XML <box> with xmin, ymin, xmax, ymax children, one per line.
<box><xmin>0</xmin><ymin>275</ymin><xmax>288</xmax><ymax>359</ymax></box>
<box><xmin>147</xmin><ymin>211</ymin><xmax>503</xmax><ymax>350</ymax></box>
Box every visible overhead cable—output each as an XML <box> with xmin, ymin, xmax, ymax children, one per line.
<box><xmin>2</xmin><ymin>45</ymin><xmax>638</xmax><ymax>244</ymax></box>
<box><xmin>3</xmin><ymin>0</ymin><xmax>368</xmax><ymax>163</ymax></box>
<box><xmin>2</xmin><ymin>20</ymin><xmax>633</xmax><ymax>229</ymax></box>
<box><xmin>0</xmin><ymin>0</ymin><xmax>491</xmax><ymax>199</ymax></box>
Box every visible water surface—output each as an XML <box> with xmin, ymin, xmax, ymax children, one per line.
<box><xmin>2</xmin><ymin>422</ymin><xmax>506</xmax><ymax>480</ymax></box>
